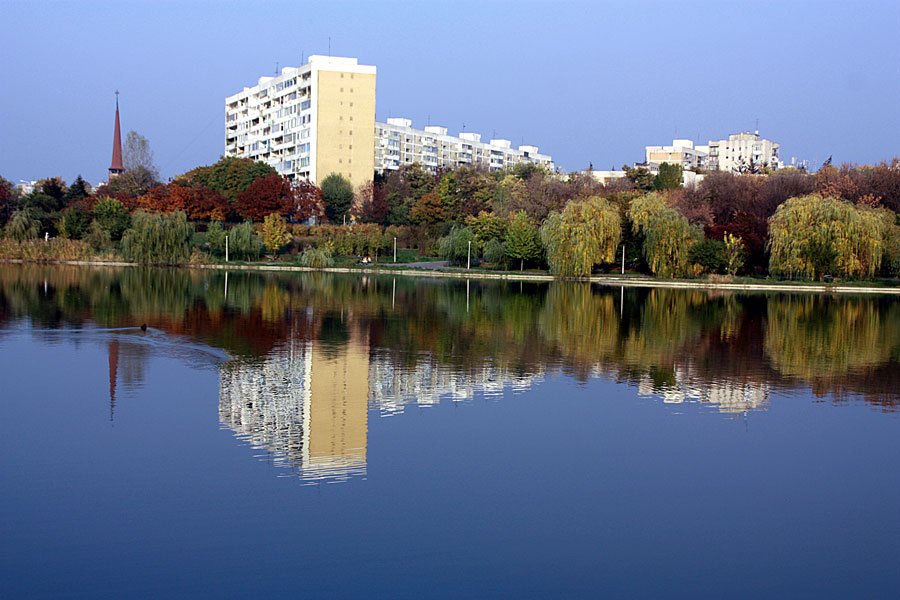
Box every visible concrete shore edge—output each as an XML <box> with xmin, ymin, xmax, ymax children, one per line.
<box><xmin>3</xmin><ymin>258</ymin><xmax>900</xmax><ymax>295</ymax></box>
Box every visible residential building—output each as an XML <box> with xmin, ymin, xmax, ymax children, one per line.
<box><xmin>224</xmin><ymin>56</ymin><xmax>377</xmax><ymax>187</ymax></box>
<box><xmin>374</xmin><ymin>118</ymin><xmax>554</xmax><ymax>175</ymax></box>
<box><xmin>644</xmin><ymin>139</ymin><xmax>707</xmax><ymax>170</ymax></box>
<box><xmin>700</xmin><ymin>131</ymin><xmax>782</xmax><ymax>173</ymax></box>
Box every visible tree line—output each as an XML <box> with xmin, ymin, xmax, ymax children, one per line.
<box><xmin>2</xmin><ymin>147</ymin><xmax>899</xmax><ymax>279</ymax></box>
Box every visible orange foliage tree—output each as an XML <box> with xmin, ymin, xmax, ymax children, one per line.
<box><xmin>137</xmin><ymin>183</ymin><xmax>230</xmax><ymax>221</ymax></box>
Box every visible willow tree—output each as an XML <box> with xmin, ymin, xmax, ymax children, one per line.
<box><xmin>121</xmin><ymin>211</ymin><xmax>194</xmax><ymax>265</ymax></box>
<box><xmin>768</xmin><ymin>194</ymin><xmax>889</xmax><ymax>280</ymax></box>
<box><xmin>628</xmin><ymin>193</ymin><xmax>699</xmax><ymax>278</ymax></box>
<box><xmin>540</xmin><ymin>197</ymin><xmax>620</xmax><ymax>277</ymax></box>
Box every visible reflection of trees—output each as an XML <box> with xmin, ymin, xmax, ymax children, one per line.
<box><xmin>765</xmin><ymin>295</ymin><xmax>900</xmax><ymax>378</ymax></box>
<box><xmin>1</xmin><ymin>264</ymin><xmax>899</xmax><ymax>412</ymax></box>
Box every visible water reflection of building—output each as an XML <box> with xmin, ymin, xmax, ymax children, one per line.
<box><xmin>368</xmin><ymin>352</ymin><xmax>544</xmax><ymax>417</ymax></box>
<box><xmin>219</xmin><ymin>330</ymin><xmax>369</xmax><ymax>484</ymax></box>
<box><xmin>625</xmin><ymin>365</ymin><xmax>770</xmax><ymax>414</ymax></box>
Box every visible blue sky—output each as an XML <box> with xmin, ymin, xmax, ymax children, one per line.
<box><xmin>1</xmin><ymin>0</ymin><xmax>898</xmax><ymax>185</ymax></box>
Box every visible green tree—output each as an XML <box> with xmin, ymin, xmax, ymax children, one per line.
<box><xmin>4</xmin><ymin>209</ymin><xmax>41</xmax><ymax>241</ymax></box>
<box><xmin>466</xmin><ymin>211</ymin><xmax>507</xmax><ymax>249</ymax></box>
<box><xmin>59</xmin><ymin>206</ymin><xmax>92</xmax><ymax>240</ymax></box>
<box><xmin>629</xmin><ymin>193</ymin><xmax>700</xmax><ymax>278</ymax></box>
<box><xmin>688</xmin><ymin>238</ymin><xmax>726</xmax><ymax>274</ymax></box>
<box><xmin>768</xmin><ymin>194</ymin><xmax>888</xmax><ymax>280</ymax></box>
<box><xmin>623</xmin><ymin>164</ymin><xmax>655</xmax><ymax>192</ymax></box>
<box><xmin>540</xmin><ymin>198</ymin><xmax>621</xmax><ymax>277</ymax></box>
<box><xmin>438</xmin><ymin>225</ymin><xmax>477</xmax><ymax>266</ymax></box>
<box><xmin>321</xmin><ymin>173</ymin><xmax>354</xmax><ymax>224</ymax></box>
<box><xmin>181</xmin><ymin>156</ymin><xmax>277</xmax><ymax>203</ymax></box>
<box><xmin>92</xmin><ymin>197</ymin><xmax>132</xmax><ymax>241</ymax></box>
<box><xmin>262</xmin><ymin>213</ymin><xmax>290</xmax><ymax>259</ymax></box>
<box><xmin>483</xmin><ymin>238</ymin><xmax>505</xmax><ymax>266</ymax></box>
<box><xmin>228</xmin><ymin>221</ymin><xmax>262</xmax><ymax>261</ymax></box>
<box><xmin>84</xmin><ymin>220</ymin><xmax>112</xmax><ymax>251</ymax></box>
<box><xmin>206</xmin><ymin>220</ymin><xmax>226</xmax><ymax>255</ymax></box>
<box><xmin>121</xmin><ymin>211</ymin><xmax>194</xmax><ymax>265</ymax></box>
<box><xmin>63</xmin><ymin>175</ymin><xmax>91</xmax><ymax>205</ymax></box>
<box><xmin>505</xmin><ymin>211</ymin><xmax>542</xmax><ymax>271</ymax></box>
<box><xmin>654</xmin><ymin>162</ymin><xmax>683</xmax><ymax>190</ymax></box>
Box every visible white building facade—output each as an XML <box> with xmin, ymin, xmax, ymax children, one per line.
<box><xmin>644</xmin><ymin>132</ymin><xmax>783</xmax><ymax>174</ymax></box>
<box><xmin>374</xmin><ymin>118</ymin><xmax>554</xmax><ymax>175</ymax></box>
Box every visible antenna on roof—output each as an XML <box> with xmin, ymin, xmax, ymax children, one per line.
<box><xmin>462</xmin><ymin>122</ymin><xmax>466</xmax><ymax>132</ymax></box>
<box><xmin>301</xmin><ymin>51</ymin><xmax>304</xmax><ymax>64</ymax></box>
<box><xmin>275</xmin><ymin>61</ymin><xmax>279</xmax><ymax>75</ymax></box>
<box><xmin>328</xmin><ymin>37</ymin><xmax>331</xmax><ymax>56</ymax></box>
<box><xmin>427</xmin><ymin>114</ymin><xmax>430</xmax><ymax>126</ymax></box>
<box><xmin>492</xmin><ymin>129</ymin><xmax>496</xmax><ymax>139</ymax></box>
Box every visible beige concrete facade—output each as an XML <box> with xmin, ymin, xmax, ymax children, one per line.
<box><xmin>314</xmin><ymin>70</ymin><xmax>376</xmax><ymax>188</ymax></box>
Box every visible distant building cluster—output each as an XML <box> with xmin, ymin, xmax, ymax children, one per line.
<box><xmin>223</xmin><ymin>56</ymin><xmax>553</xmax><ymax>186</ymax></box>
<box><xmin>645</xmin><ymin>132</ymin><xmax>783</xmax><ymax>172</ymax></box>
<box><xmin>375</xmin><ymin>118</ymin><xmax>553</xmax><ymax>175</ymax></box>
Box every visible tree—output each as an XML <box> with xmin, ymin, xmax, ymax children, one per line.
<box><xmin>59</xmin><ymin>206</ymin><xmax>92</xmax><ymax>240</ymax></box>
<box><xmin>623</xmin><ymin>164</ymin><xmax>655</xmax><ymax>192</ymax></box>
<box><xmin>409</xmin><ymin>191</ymin><xmax>445</xmax><ymax>226</ymax></box>
<box><xmin>227</xmin><ymin>221</ymin><xmax>262</xmax><ymax>261</ymax></box>
<box><xmin>262</xmin><ymin>213</ymin><xmax>290</xmax><ymax>259</ymax></box>
<box><xmin>466</xmin><ymin>211</ymin><xmax>507</xmax><ymax>248</ymax></box>
<box><xmin>351</xmin><ymin>180</ymin><xmax>389</xmax><ymax>224</ymax></box>
<box><xmin>236</xmin><ymin>174</ymin><xmax>321</xmax><ymax>222</ymax></box>
<box><xmin>654</xmin><ymin>162</ymin><xmax>683</xmax><ymax>190</ymax></box>
<box><xmin>63</xmin><ymin>175</ymin><xmax>91</xmax><ymax>205</ymax></box>
<box><xmin>206</xmin><ymin>221</ymin><xmax>226</xmax><ymax>255</ymax></box>
<box><xmin>505</xmin><ymin>211</ymin><xmax>542</xmax><ymax>271</ymax></box>
<box><xmin>92</xmin><ymin>196</ymin><xmax>132</xmax><ymax>241</ymax></box>
<box><xmin>321</xmin><ymin>173</ymin><xmax>354</xmax><ymax>224</ymax></box>
<box><xmin>123</xmin><ymin>130</ymin><xmax>159</xmax><ymax>178</ymax></box>
<box><xmin>540</xmin><ymin>198</ymin><xmax>621</xmax><ymax>277</ymax></box>
<box><xmin>436</xmin><ymin>166</ymin><xmax>495</xmax><ymax>221</ymax></box>
<box><xmin>629</xmin><ymin>193</ymin><xmax>700</xmax><ymax>278</ymax></box>
<box><xmin>688</xmin><ymin>239</ymin><xmax>727</xmax><ymax>274</ymax></box>
<box><xmin>438</xmin><ymin>226</ymin><xmax>476</xmax><ymax>266</ymax></box>
<box><xmin>0</xmin><ymin>176</ymin><xmax>14</xmax><ymax>226</ymax></box>
<box><xmin>121</xmin><ymin>211</ymin><xmax>194</xmax><ymax>265</ymax></box>
<box><xmin>724</xmin><ymin>233</ymin><xmax>746</xmax><ymax>276</ymax></box>
<box><xmin>768</xmin><ymin>194</ymin><xmax>889</xmax><ymax>280</ymax></box>
<box><xmin>4</xmin><ymin>209</ymin><xmax>41</xmax><ymax>241</ymax></box>
<box><xmin>491</xmin><ymin>174</ymin><xmax>528</xmax><ymax>218</ymax></box>
<box><xmin>138</xmin><ymin>183</ymin><xmax>230</xmax><ymax>221</ymax></box>
<box><xmin>180</xmin><ymin>156</ymin><xmax>277</xmax><ymax>203</ymax></box>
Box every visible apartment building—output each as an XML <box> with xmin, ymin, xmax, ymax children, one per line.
<box><xmin>701</xmin><ymin>131</ymin><xmax>782</xmax><ymax>172</ymax></box>
<box><xmin>645</xmin><ymin>139</ymin><xmax>707</xmax><ymax>170</ymax></box>
<box><xmin>644</xmin><ymin>131</ymin><xmax>783</xmax><ymax>173</ymax></box>
<box><xmin>374</xmin><ymin>118</ymin><xmax>554</xmax><ymax>174</ymax></box>
<box><xmin>224</xmin><ymin>56</ymin><xmax>377</xmax><ymax>187</ymax></box>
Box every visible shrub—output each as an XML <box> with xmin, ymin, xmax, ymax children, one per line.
<box><xmin>298</xmin><ymin>246</ymin><xmax>334</xmax><ymax>267</ymax></box>
<box><xmin>689</xmin><ymin>239</ymin><xmax>727</xmax><ymax>274</ymax></box>
<box><xmin>59</xmin><ymin>206</ymin><xmax>92</xmax><ymax>240</ymax></box>
<box><xmin>4</xmin><ymin>209</ymin><xmax>41</xmax><ymax>241</ymax></box>
<box><xmin>438</xmin><ymin>225</ymin><xmax>476</xmax><ymax>266</ymax></box>
<box><xmin>228</xmin><ymin>221</ymin><xmax>263</xmax><ymax>261</ymax></box>
<box><xmin>92</xmin><ymin>197</ymin><xmax>131</xmax><ymax>241</ymax></box>
<box><xmin>206</xmin><ymin>220</ymin><xmax>226</xmax><ymax>255</ymax></box>
<box><xmin>84</xmin><ymin>221</ymin><xmax>112</xmax><ymax>251</ymax></box>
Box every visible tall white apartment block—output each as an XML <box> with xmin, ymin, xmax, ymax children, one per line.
<box><xmin>699</xmin><ymin>131</ymin><xmax>782</xmax><ymax>172</ymax></box>
<box><xmin>374</xmin><ymin>118</ymin><xmax>554</xmax><ymax>174</ymax></box>
<box><xmin>224</xmin><ymin>56</ymin><xmax>377</xmax><ymax>187</ymax></box>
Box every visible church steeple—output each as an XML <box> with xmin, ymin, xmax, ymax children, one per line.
<box><xmin>108</xmin><ymin>91</ymin><xmax>124</xmax><ymax>182</ymax></box>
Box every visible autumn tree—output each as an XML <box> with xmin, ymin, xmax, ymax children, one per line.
<box><xmin>106</xmin><ymin>131</ymin><xmax>161</xmax><ymax>197</ymax></box>
<box><xmin>262</xmin><ymin>213</ymin><xmax>290</xmax><ymax>259</ymax></box>
<box><xmin>409</xmin><ymin>191</ymin><xmax>445</xmax><ymax>226</ymax></box>
<box><xmin>321</xmin><ymin>173</ymin><xmax>354</xmax><ymax>224</ymax></box>
<box><xmin>351</xmin><ymin>180</ymin><xmax>389</xmax><ymax>224</ymax></box>
<box><xmin>380</xmin><ymin>163</ymin><xmax>436</xmax><ymax>225</ymax></box>
<box><xmin>138</xmin><ymin>183</ymin><xmax>230</xmax><ymax>221</ymax></box>
<box><xmin>465</xmin><ymin>211</ymin><xmax>507</xmax><ymax>249</ymax></box>
<box><xmin>436</xmin><ymin>166</ymin><xmax>496</xmax><ymax>222</ymax></box>
<box><xmin>540</xmin><ymin>198</ymin><xmax>621</xmax><ymax>277</ymax></box>
<box><xmin>505</xmin><ymin>211</ymin><xmax>542</xmax><ymax>271</ymax></box>
<box><xmin>236</xmin><ymin>174</ymin><xmax>320</xmax><ymax>222</ymax></box>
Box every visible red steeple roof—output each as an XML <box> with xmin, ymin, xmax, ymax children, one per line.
<box><xmin>109</xmin><ymin>92</ymin><xmax>124</xmax><ymax>178</ymax></box>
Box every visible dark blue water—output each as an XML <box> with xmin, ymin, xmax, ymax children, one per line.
<box><xmin>1</xmin><ymin>265</ymin><xmax>898</xmax><ymax>598</ymax></box>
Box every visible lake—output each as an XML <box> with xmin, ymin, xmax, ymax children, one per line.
<box><xmin>1</xmin><ymin>264</ymin><xmax>899</xmax><ymax>598</ymax></box>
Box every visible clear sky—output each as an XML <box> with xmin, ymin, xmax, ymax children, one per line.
<box><xmin>2</xmin><ymin>0</ymin><xmax>898</xmax><ymax>186</ymax></box>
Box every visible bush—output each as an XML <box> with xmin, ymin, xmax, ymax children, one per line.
<box><xmin>4</xmin><ymin>209</ymin><xmax>41</xmax><ymax>241</ymax></box>
<box><xmin>298</xmin><ymin>246</ymin><xmax>334</xmax><ymax>267</ymax></box>
<box><xmin>59</xmin><ymin>206</ymin><xmax>92</xmax><ymax>240</ymax></box>
<box><xmin>206</xmin><ymin>221</ymin><xmax>226</xmax><ymax>255</ymax></box>
<box><xmin>121</xmin><ymin>211</ymin><xmax>194</xmax><ymax>265</ymax></box>
<box><xmin>0</xmin><ymin>238</ymin><xmax>93</xmax><ymax>261</ymax></box>
<box><xmin>689</xmin><ymin>239</ymin><xmax>727</xmax><ymax>274</ymax></box>
<box><xmin>84</xmin><ymin>221</ymin><xmax>112</xmax><ymax>251</ymax></box>
<box><xmin>92</xmin><ymin>197</ymin><xmax>131</xmax><ymax>241</ymax></box>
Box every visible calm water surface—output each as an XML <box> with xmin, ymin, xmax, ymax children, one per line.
<box><xmin>1</xmin><ymin>264</ymin><xmax>899</xmax><ymax>598</ymax></box>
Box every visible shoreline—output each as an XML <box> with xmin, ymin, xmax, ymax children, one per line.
<box><xmin>2</xmin><ymin>258</ymin><xmax>900</xmax><ymax>295</ymax></box>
